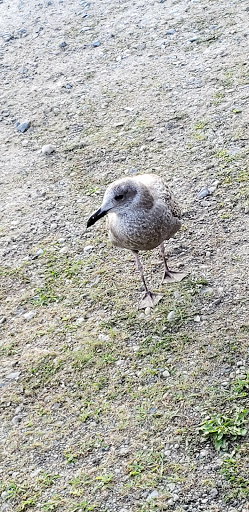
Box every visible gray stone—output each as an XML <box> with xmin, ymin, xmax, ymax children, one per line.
<box><xmin>166</xmin><ymin>29</ymin><xmax>176</xmax><ymax>35</ymax></box>
<box><xmin>119</xmin><ymin>447</ymin><xmax>130</xmax><ymax>456</ymax></box>
<box><xmin>92</xmin><ymin>40</ymin><xmax>101</xmax><ymax>47</ymax></box>
<box><xmin>198</xmin><ymin>187</ymin><xmax>209</xmax><ymax>199</ymax></box>
<box><xmin>84</xmin><ymin>245</ymin><xmax>94</xmax><ymax>253</ymax></box>
<box><xmin>162</xmin><ymin>369</ymin><xmax>170</xmax><ymax>378</ymax></box>
<box><xmin>59</xmin><ymin>246</ymin><xmax>68</xmax><ymax>254</ymax></box>
<box><xmin>167</xmin><ymin>311</ymin><xmax>176</xmax><ymax>322</ymax></box>
<box><xmin>41</xmin><ymin>144</ymin><xmax>56</xmax><ymax>155</ymax></box>
<box><xmin>1</xmin><ymin>490</ymin><xmax>9</xmax><ymax>500</ymax></box>
<box><xmin>15</xmin><ymin>405</ymin><xmax>23</xmax><ymax>414</ymax></box>
<box><xmin>0</xmin><ymin>316</ymin><xmax>7</xmax><ymax>324</ymax></box>
<box><xmin>23</xmin><ymin>311</ymin><xmax>36</xmax><ymax>321</ymax></box>
<box><xmin>199</xmin><ymin>449</ymin><xmax>209</xmax><ymax>457</ymax></box>
<box><xmin>59</xmin><ymin>41</ymin><xmax>67</xmax><ymax>48</ymax></box>
<box><xmin>167</xmin><ymin>482</ymin><xmax>176</xmax><ymax>491</ymax></box>
<box><xmin>12</xmin><ymin>415</ymin><xmax>22</xmax><ymax>425</ymax></box>
<box><xmin>146</xmin><ymin>490</ymin><xmax>159</xmax><ymax>501</ymax></box>
<box><xmin>6</xmin><ymin>371</ymin><xmax>21</xmax><ymax>380</ymax></box>
<box><xmin>209</xmin><ymin>488</ymin><xmax>218</xmax><ymax>498</ymax></box>
<box><xmin>17</xmin><ymin>121</ymin><xmax>31</xmax><ymax>133</ymax></box>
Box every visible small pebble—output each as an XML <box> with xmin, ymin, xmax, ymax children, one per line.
<box><xmin>92</xmin><ymin>40</ymin><xmax>101</xmax><ymax>47</ymax></box>
<box><xmin>145</xmin><ymin>307</ymin><xmax>151</xmax><ymax>316</ymax></box>
<box><xmin>59</xmin><ymin>41</ymin><xmax>67</xmax><ymax>48</ymax></box>
<box><xmin>59</xmin><ymin>246</ymin><xmax>68</xmax><ymax>254</ymax></box>
<box><xmin>84</xmin><ymin>245</ymin><xmax>94</xmax><ymax>253</ymax></box>
<box><xmin>15</xmin><ymin>405</ymin><xmax>23</xmax><ymax>414</ymax></box>
<box><xmin>1</xmin><ymin>491</ymin><xmax>9</xmax><ymax>500</ymax></box>
<box><xmin>194</xmin><ymin>315</ymin><xmax>201</xmax><ymax>322</ymax></box>
<box><xmin>198</xmin><ymin>187</ymin><xmax>210</xmax><ymax>199</ymax></box>
<box><xmin>209</xmin><ymin>488</ymin><xmax>218</xmax><ymax>498</ymax></box>
<box><xmin>167</xmin><ymin>311</ymin><xmax>176</xmax><ymax>322</ymax></box>
<box><xmin>76</xmin><ymin>317</ymin><xmax>85</xmax><ymax>324</ymax></box>
<box><xmin>12</xmin><ymin>415</ymin><xmax>22</xmax><ymax>425</ymax></box>
<box><xmin>41</xmin><ymin>144</ymin><xmax>56</xmax><ymax>155</ymax></box>
<box><xmin>146</xmin><ymin>490</ymin><xmax>159</xmax><ymax>501</ymax></box>
<box><xmin>200</xmin><ymin>449</ymin><xmax>209</xmax><ymax>458</ymax></box>
<box><xmin>119</xmin><ymin>447</ymin><xmax>130</xmax><ymax>456</ymax></box>
<box><xmin>6</xmin><ymin>371</ymin><xmax>21</xmax><ymax>380</ymax></box>
<box><xmin>166</xmin><ymin>29</ymin><xmax>176</xmax><ymax>35</ymax></box>
<box><xmin>162</xmin><ymin>369</ymin><xmax>170</xmax><ymax>378</ymax></box>
<box><xmin>32</xmin><ymin>248</ymin><xmax>44</xmax><ymax>259</ymax></box>
<box><xmin>23</xmin><ymin>311</ymin><xmax>36</xmax><ymax>321</ymax></box>
<box><xmin>50</xmin><ymin>222</ymin><xmax>57</xmax><ymax>231</ymax></box>
<box><xmin>0</xmin><ymin>316</ymin><xmax>7</xmax><ymax>324</ymax></box>
<box><xmin>98</xmin><ymin>333</ymin><xmax>110</xmax><ymax>342</ymax></box>
<box><xmin>132</xmin><ymin>345</ymin><xmax>140</xmax><ymax>352</ymax></box>
<box><xmin>167</xmin><ymin>482</ymin><xmax>176</xmax><ymax>491</ymax></box>
<box><xmin>17</xmin><ymin>121</ymin><xmax>31</xmax><ymax>133</ymax></box>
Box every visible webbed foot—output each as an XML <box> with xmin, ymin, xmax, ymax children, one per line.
<box><xmin>138</xmin><ymin>291</ymin><xmax>163</xmax><ymax>309</ymax></box>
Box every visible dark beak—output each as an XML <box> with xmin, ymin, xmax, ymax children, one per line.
<box><xmin>87</xmin><ymin>207</ymin><xmax>108</xmax><ymax>228</ymax></box>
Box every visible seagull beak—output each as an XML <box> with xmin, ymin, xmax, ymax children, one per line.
<box><xmin>87</xmin><ymin>207</ymin><xmax>109</xmax><ymax>228</ymax></box>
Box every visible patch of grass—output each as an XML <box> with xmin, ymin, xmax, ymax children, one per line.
<box><xmin>29</xmin><ymin>355</ymin><xmax>65</xmax><ymax>387</ymax></box>
<box><xmin>232</xmin><ymin>373</ymin><xmax>249</xmax><ymax>398</ymax></box>
<box><xmin>221</xmin><ymin>445</ymin><xmax>249</xmax><ymax>501</ymax></box>
<box><xmin>0</xmin><ymin>342</ymin><xmax>17</xmax><ymax>356</ymax></box>
<box><xmin>41</xmin><ymin>494</ymin><xmax>64</xmax><ymax>511</ymax></box>
<box><xmin>32</xmin><ymin>286</ymin><xmax>62</xmax><ymax>306</ymax></box>
<box><xmin>18</xmin><ymin>497</ymin><xmax>37</xmax><ymax>511</ymax></box>
<box><xmin>70</xmin><ymin>502</ymin><xmax>96</xmax><ymax>512</ymax></box>
<box><xmin>216</xmin><ymin>149</ymin><xmax>235</xmax><ymax>162</ymax></box>
<box><xmin>37</xmin><ymin>473</ymin><xmax>61</xmax><ymax>488</ymax></box>
<box><xmin>199</xmin><ymin>408</ymin><xmax>248</xmax><ymax>451</ymax></box>
<box><xmin>127</xmin><ymin>449</ymin><xmax>165</xmax><ymax>489</ymax></box>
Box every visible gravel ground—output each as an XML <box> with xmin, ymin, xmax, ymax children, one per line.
<box><xmin>1</xmin><ymin>0</ymin><xmax>249</xmax><ymax>511</ymax></box>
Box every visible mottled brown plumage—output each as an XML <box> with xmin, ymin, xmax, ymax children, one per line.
<box><xmin>87</xmin><ymin>174</ymin><xmax>187</xmax><ymax>308</ymax></box>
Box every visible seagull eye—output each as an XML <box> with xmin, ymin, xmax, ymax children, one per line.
<box><xmin>115</xmin><ymin>194</ymin><xmax>124</xmax><ymax>201</ymax></box>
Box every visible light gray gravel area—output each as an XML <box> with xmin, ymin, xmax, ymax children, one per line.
<box><xmin>0</xmin><ymin>0</ymin><xmax>249</xmax><ymax>511</ymax></box>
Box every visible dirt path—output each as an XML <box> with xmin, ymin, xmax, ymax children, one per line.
<box><xmin>1</xmin><ymin>0</ymin><xmax>249</xmax><ymax>511</ymax></box>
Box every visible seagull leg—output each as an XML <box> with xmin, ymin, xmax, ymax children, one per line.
<box><xmin>132</xmin><ymin>251</ymin><xmax>163</xmax><ymax>309</ymax></box>
<box><xmin>160</xmin><ymin>243</ymin><xmax>187</xmax><ymax>283</ymax></box>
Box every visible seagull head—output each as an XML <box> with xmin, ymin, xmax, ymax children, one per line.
<box><xmin>87</xmin><ymin>178</ymin><xmax>139</xmax><ymax>228</ymax></box>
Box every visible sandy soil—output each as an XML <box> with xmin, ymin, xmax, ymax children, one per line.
<box><xmin>1</xmin><ymin>0</ymin><xmax>249</xmax><ymax>511</ymax></box>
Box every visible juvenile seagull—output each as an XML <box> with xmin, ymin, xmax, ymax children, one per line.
<box><xmin>87</xmin><ymin>174</ymin><xmax>186</xmax><ymax>308</ymax></box>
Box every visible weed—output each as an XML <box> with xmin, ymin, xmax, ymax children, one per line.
<box><xmin>18</xmin><ymin>497</ymin><xmax>37</xmax><ymax>511</ymax></box>
<box><xmin>71</xmin><ymin>502</ymin><xmax>96</xmax><ymax>512</ymax></box>
<box><xmin>65</xmin><ymin>451</ymin><xmax>80</xmax><ymax>464</ymax></box>
<box><xmin>233</xmin><ymin>374</ymin><xmax>249</xmax><ymax>397</ymax></box>
<box><xmin>221</xmin><ymin>445</ymin><xmax>249</xmax><ymax>501</ymax></box>
<box><xmin>37</xmin><ymin>473</ymin><xmax>61</xmax><ymax>488</ymax></box>
<box><xmin>41</xmin><ymin>495</ymin><xmax>64</xmax><ymax>511</ymax></box>
<box><xmin>199</xmin><ymin>408</ymin><xmax>248</xmax><ymax>450</ymax></box>
<box><xmin>0</xmin><ymin>342</ymin><xmax>17</xmax><ymax>356</ymax></box>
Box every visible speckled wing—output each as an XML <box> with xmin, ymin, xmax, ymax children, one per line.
<box><xmin>151</xmin><ymin>176</ymin><xmax>182</xmax><ymax>220</ymax></box>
